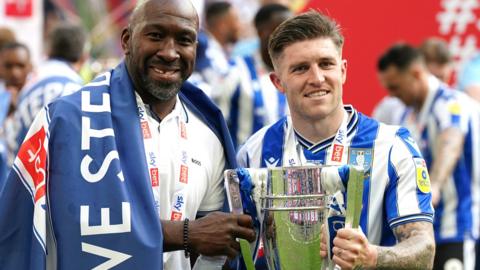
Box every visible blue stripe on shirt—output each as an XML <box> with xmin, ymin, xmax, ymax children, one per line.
<box><xmin>349</xmin><ymin>114</ymin><xmax>379</xmax><ymax>239</ymax></box>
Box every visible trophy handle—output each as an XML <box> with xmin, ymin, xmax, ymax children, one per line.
<box><xmin>223</xmin><ymin>169</ymin><xmax>256</xmax><ymax>270</ymax></box>
<box><xmin>324</xmin><ymin>166</ymin><xmax>365</xmax><ymax>270</ymax></box>
<box><xmin>345</xmin><ymin>166</ymin><xmax>364</xmax><ymax>228</ymax></box>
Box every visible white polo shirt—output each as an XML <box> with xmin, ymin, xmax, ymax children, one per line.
<box><xmin>135</xmin><ymin>93</ymin><xmax>226</xmax><ymax>270</ymax></box>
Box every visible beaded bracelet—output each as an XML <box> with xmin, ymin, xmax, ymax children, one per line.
<box><xmin>183</xmin><ymin>218</ymin><xmax>190</xmax><ymax>258</ymax></box>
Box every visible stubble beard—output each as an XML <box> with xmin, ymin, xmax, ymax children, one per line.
<box><xmin>142</xmin><ymin>75</ymin><xmax>182</xmax><ymax>101</ymax></box>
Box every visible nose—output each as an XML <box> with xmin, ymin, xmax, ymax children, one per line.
<box><xmin>11</xmin><ymin>66</ymin><xmax>23</xmax><ymax>79</ymax></box>
<box><xmin>156</xmin><ymin>38</ymin><xmax>180</xmax><ymax>62</ymax></box>
<box><xmin>308</xmin><ymin>65</ymin><xmax>325</xmax><ymax>85</ymax></box>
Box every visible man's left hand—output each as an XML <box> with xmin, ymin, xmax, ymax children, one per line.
<box><xmin>331</xmin><ymin>227</ymin><xmax>377</xmax><ymax>270</ymax></box>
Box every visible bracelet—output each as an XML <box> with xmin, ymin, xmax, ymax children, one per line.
<box><xmin>183</xmin><ymin>218</ymin><xmax>190</xmax><ymax>258</ymax></box>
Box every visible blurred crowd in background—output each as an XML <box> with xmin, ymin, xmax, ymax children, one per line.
<box><xmin>2</xmin><ymin>0</ymin><xmax>480</xmax><ymax>268</ymax></box>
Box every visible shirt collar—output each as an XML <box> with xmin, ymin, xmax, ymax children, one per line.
<box><xmin>293</xmin><ymin>105</ymin><xmax>358</xmax><ymax>153</ymax></box>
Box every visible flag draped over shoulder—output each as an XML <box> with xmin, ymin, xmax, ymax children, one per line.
<box><xmin>0</xmin><ymin>62</ymin><xmax>236</xmax><ymax>270</ymax></box>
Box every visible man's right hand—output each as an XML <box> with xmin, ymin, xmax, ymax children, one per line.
<box><xmin>189</xmin><ymin>212</ymin><xmax>256</xmax><ymax>258</ymax></box>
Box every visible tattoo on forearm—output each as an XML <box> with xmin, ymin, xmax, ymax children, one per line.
<box><xmin>375</xmin><ymin>222</ymin><xmax>435</xmax><ymax>270</ymax></box>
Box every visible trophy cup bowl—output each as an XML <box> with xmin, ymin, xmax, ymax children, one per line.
<box><xmin>261</xmin><ymin>166</ymin><xmax>327</xmax><ymax>270</ymax></box>
<box><xmin>224</xmin><ymin>165</ymin><xmax>363</xmax><ymax>270</ymax></box>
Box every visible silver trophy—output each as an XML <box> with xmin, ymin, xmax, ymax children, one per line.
<box><xmin>225</xmin><ymin>165</ymin><xmax>364</xmax><ymax>270</ymax></box>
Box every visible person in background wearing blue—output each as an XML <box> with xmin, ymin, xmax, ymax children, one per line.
<box><xmin>0</xmin><ymin>42</ymin><xmax>32</xmax><ymax>185</ymax></box>
<box><xmin>378</xmin><ymin>43</ymin><xmax>479</xmax><ymax>270</ymax></box>
<box><xmin>3</xmin><ymin>23</ymin><xmax>88</xmax><ymax>166</ymax></box>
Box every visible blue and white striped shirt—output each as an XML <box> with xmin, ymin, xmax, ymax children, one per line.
<box><xmin>402</xmin><ymin>76</ymin><xmax>480</xmax><ymax>244</ymax></box>
<box><xmin>237</xmin><ymin>105</ymin><xmax>434</xmax><ymax>245</ymax></box>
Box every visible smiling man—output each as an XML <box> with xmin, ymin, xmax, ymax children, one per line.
<box><xmin>237</xmin><ymin>10</ymin><xmax>435</xmax><ymax>269</ymax></box>
<box><xmin>0</xmin><ymin>0</ymin><xmax>255</xmax><ymax>269</ymax></box>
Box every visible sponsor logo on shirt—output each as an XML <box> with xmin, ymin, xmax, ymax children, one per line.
<box><xmin>334</xmin><ymin>128</ymin><xmax>345</xmax><ymax>144</ymax></box>
<box><xmin>448</xmin><ymin>102</ymin><xmax>461</xmax><ymax>115</ymax></box>
<box><xmin>181</xmin><ymin>150</ymin><xmax>188</xmax><ymax>164</ymax></box>
<box><xmin>140</xmin><ymin>121</ymin><xmax>151</xmax><ymax>139</ymax></box>
<box><xmin>138</xmin><ymin>105</ymin><xmax>145</xmax><ymax>118</ymax></box>
<box><xmin>331</xmin><ymin>144</ymin><xmax>344</xmax><ymax>162</ymax></box>
<box><xmin>414</xmin><ymin>158</ymin><xmax>431</xmax><ymax>193</ymax></box>
<box><xmin>448</xmin><ymin>102</ymin><xmax>461</xmax><ymax>125</ymax></box>
<box><xmin>150</xmin><ymin>168</ymin><xmax>159</xmax><ymax>187</ymax></box>
<box><xmin>191</xmin><ymin>158</ymin><xmax>201</xmax><ymax>166</ymax></box>
<box><xmin>180</xmin><ymin>165</ymin><xmax>188</xmax><ymax>183</ymax></box>
<box><xmin>148</xmin><ymin>152</ymin><xmax>157</xmax><ymax>167</ymax></box>
<box><xmin>171</xmin><ymin>211</ymin><xmax>182</xmax><ymax>221</ymax></box>
<box><xmin>173</xmin><ymin>194</ymin><xmax>185</xmax><ymax>212</ymax></box>
<box><xmin>171</xmin><ymin>194</ymin><xmax>185</xmax><ymax>221</ymax></box>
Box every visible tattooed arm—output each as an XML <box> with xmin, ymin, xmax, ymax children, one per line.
<box><xmin>428</xmin><ymin>128</ymin><xmax>464</xmax><ymax>205</ymax></box>
<box><xmin>375</xmin><ymin>221</ymin><xmax>435</xmax><ymax>269</ymax></box>
<box><xmin>321</xmin><ymin>221</ymin><xmax>434</xmax><ymax>270</ymax></box>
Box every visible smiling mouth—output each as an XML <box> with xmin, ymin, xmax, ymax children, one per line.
<box><xmin>152</xmin><ymin>67</ymin><xmax>179</xmax><ymax>75</ymax></box>
<box><xmin>305</xmin><ymin>90</ymin><xmax>328</xmax><ymax>97</ymax></box>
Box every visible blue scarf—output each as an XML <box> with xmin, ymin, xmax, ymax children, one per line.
<box><xmin>0</xmin><ymin>62</ymin><xmax>236</xmax><ymax>270</ymax></box>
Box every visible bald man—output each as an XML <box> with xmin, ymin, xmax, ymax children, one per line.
<box><xmin>0</xmin><ymin>1</ymin><xmax>255</xmax><ymax>269</ymax></box>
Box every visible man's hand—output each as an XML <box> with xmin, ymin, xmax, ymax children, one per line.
<box><xmin>319</xmin><ymin>225</ymin><xmax>377</xmax><ymax>269</ymax></box>
<box><xmin>189</xmin><ymin>212</ymin><xmax>256</xmax><ymax>259</ymax></box>
<box><xmin>332</xmin><ymin>227</ymin><xmax>377</xmax><ymax>270</ymax></box>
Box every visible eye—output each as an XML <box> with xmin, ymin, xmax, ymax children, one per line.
<box><xmin>146</xmin><ymin>32</ymin><xmax>165</xmax><ymax>41</ymax></box>
<box><xmin>319</xmin><ymin>61</ymin><xmax>335</xmax><ymax>69</ymax></box>
<box><xmin>178</xmin><ymin>35</ymin><xmax>195</xmax><ymax>46</ymax></box>
<box><xmin>292</xmin><ymin>65</ymin><xmax>308</xmax><ymax>73</ymax></box>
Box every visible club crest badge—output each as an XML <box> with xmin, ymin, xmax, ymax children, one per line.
<box><xmin>348</xmin><ymin>148</ymin><xmax>373</xmax><ymax>172</ymax></box>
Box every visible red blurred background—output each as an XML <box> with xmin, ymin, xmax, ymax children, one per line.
<box><xmin>304</xmin><ymin>0</ymin><xmax>480</xmax><ymax>114</ymax></box>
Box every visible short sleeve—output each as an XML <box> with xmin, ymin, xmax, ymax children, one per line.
<box><xmin>384</xmin><ymin>127</ymin><xmax>434</xmax><ymax>228</ymax></box>
<box><xmin>432</xmin><ymin>96</ymin><xmax>468</xmax><ymax>134</ymax></box>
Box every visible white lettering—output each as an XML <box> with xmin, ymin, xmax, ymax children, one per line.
<box><xmin>81</xmin><ymin>242</ymin><xmax>131</xmax><ymax>270</ymax></box>
<box><xmin>82</xmin><ymin>91</ymin><xmax>111</xmax><ymax>113</ymax></box>
<box><xmin>80</xmin><ymin>202</ymin><xmax>131</xmax><ymax>236</ymax></box>
<box><xmin>81</xmin><ymin>117</ymin><xmax>115</xmax><ymax>150</ymax></box>
<box><xmin>81</xmin><ymin>151</ymin><xmax>121</xmax><ymax>183</ymax></box>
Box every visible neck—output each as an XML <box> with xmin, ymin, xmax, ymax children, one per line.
<box><xmin>208</xmin><ymin>29</ymin><xmax>228</xmax><ymax>49</ymax></box>
<box><xmin>135</xmin><ymin>88</ymin><xmax>177</xmax><ymax>120</ymax></box>
<box><xmin>292</xmin><ymin>106</ymin><xmax>346</xmax><ymax>143</ymax></box>
<box><xmin>413</xmin><ymin>75</ymin><xmax>430</xmax><ymax>113</ymax></box>
<box><xmin>151</xmin><ymin>98</ymin><xmax>177</xmax><ymax>120</ymax></box>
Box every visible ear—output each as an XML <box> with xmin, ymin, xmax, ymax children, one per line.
<box><xmin>121</xmin><ymin>27</ymin><xmax>131</xmax><ymax>55</ymax></box>
<box><xmin>270</xmin><ymin>72</ymin><xmax>285</xmax><ymax>94</ymax></box>
<box><xmin>341</xmin><ymin>59</ymin><xmax>347</xmax><ymax>84</ymax></box>
<box><xmin>411</xmin><ymin>64</ymin><xmax>423</xmax><ymax>79</ymax></box>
